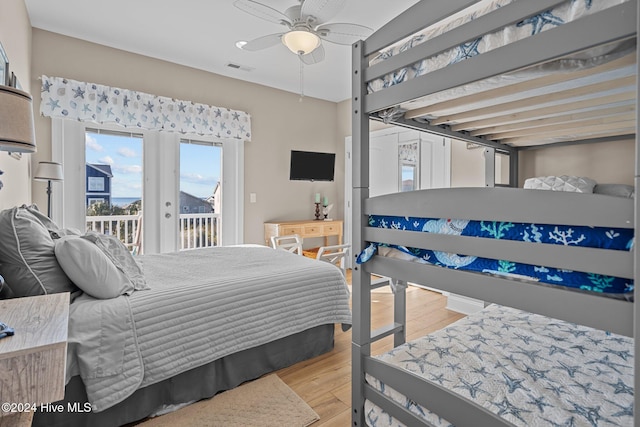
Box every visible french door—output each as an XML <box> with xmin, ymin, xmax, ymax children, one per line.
<box><xmin>51</xmin><ymin>119</ymin><xmax>244</xmax><ymax>254</ymax></box>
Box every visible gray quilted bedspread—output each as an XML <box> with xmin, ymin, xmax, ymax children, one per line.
<box><xmin>65</xmin><ymin>246</ymin><xmax>352</xmax><ymax>412</ymax></box>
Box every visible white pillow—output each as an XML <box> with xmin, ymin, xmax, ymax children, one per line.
<box><xmin>54</xmin><ymin>236</ymin><xmax>135</xmax><ymax>299</ymax></box>
<box><xmin>523</xmin><ymin>175</ymin><xmax>597</xmax><ymax>193</ymax></box>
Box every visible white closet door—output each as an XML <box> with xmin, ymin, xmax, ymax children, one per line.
<box><xmin>369</xmin><ymin>131</ymin><xmax>399</xmax><ymax>197</ymax></box>
<box><xmin>420</xmin><ymin>132</ymin><xmax>451</xmax><ymax>189</ymax></box>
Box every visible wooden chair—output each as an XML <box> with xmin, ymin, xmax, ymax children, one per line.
<box><xmin>270</xmin><ymin>234</ymin><xmax>303</xmax><ymax>255</ymax></box>
<box><xmin>316</xmin><ymin>244</ymin><xmax>350</xmax><ymax>277</ymax></box>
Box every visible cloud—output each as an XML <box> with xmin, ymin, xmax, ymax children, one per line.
<box><xmin>113</xmin><ymin>164</ymin><xmax>142</xmax><ymax>174</ymax></box>
<box><xmin>111</xmin><ymin>177</ymin><xmax>142</xmax><ymax>196</ymax></box>
<box><xmin>118</xmin><ymin>147</ymin><xmax>137</xmax><ymax>158</ymax></box>
<box><xmin>99</xmin><ymin>156</ymin><xmax>114</xmax><ymax>165</ymax></box>
<box><xmin>86</xmin><ymin>134</ymin><xmax>104</xmax><ymax>152</ymax></box>
<box><xmin>180</xmin><ymin>172</ymin><xmax>218</xmax><ymax>187</ymax></box>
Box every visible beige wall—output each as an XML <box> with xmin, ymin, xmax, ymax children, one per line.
<box><xmin>0</xmin><ymin>0</ymin><xmax>32</xmax><ymax>209</ymax></box>
<box><xmin>519</xmin><ymin>138</ymin><xmax>635</xmax><ymax>186</ymax></box>
<box><xmin>450</xmin><ymin>143</ymin><xmax>485</xmax><ymax>187</ymax></box>
<box><xmin>31</xmin><ymin>29</ymin><xmax>343</xmax><ymax>245</ymax></box>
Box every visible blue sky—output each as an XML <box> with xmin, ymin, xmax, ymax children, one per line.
<box><xmin>85</xmin><ymin>132</ymin><xmax>221</xmax><ymax>199</ymax></box>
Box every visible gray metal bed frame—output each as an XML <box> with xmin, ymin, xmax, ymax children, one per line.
<box><xmin>351</xmin><ymin>1</ymin><xmax>638</xmax><ymax>426</ymax></box>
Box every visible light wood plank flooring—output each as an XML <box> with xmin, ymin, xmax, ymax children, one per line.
<box><xmin>276</xmin><ymin>271</ymin><xmax>465</xmax><ymax>426</ymax></box>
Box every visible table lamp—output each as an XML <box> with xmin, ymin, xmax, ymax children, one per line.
<box><xmin>34</xmin><ymin>161</ymin><xmax>63</xmax><ymax>217</ymax></box>
<box><xmin>0</xmin><ymin>85</ymin><xmax>36</xmax><ymax>153</ymax></box>
<box><xmin>0</xmin><ymin>85</ymin><xmax>37</xmax><ymax>192</ymax></box>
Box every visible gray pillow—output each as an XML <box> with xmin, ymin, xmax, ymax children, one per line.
<box><xmin>0</xmin><ymin>205</ymin><xmax>77</xmax><ymax>297</ymax></box>
<box><xmin>0</xmin><ymin>275</ymin><xmax>14</xmax><ymax>299</ymax></box>
<box><xmin>81</xmin><ymin>231</ymin><xmax>149</xmax><ymax>291</ymax></box>
<box><xmin>593</xmin><ymin>183</ymin><xmax>635</xmax><ymax>198</ymax></box>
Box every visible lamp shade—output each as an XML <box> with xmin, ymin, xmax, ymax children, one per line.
<box><xmin>282</xmin><ymin>30</ymin><xmax>320</xmax><ymax>55</ymax></box>
<box><xmin>0</xmin><ymin>85</ymin><xmax>36</xmax><ymax>153</ymax></box>
<box><xmin>34</xmin><ymin>161</ymin><xmax>63</xmax><ymax>181</ymax></box>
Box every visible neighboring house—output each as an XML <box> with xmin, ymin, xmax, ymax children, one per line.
<box><xmin>86</xmin><ymin>163</ymin><xmax>113</xmax><ymax>206</ymax></box>
<box><xmin>209</xmin><ymin>182</ymin><xmax>221</xmax><ymax>214</ymax></box>
<box><xmin>180</xmin><ymin>191</ymin><xmax>213</xmax><ymax>214</ymax></box>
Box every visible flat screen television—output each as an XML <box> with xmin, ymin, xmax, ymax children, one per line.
<box><xmin>289</xmin><ymin>150</ymin><xmax>335</xmax><ymax>182</ymax></box>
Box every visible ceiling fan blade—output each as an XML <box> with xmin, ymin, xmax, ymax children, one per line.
<box><xmin>233</xmin><ymin>0</ymin><xmax>291</xmax><ymax>26</ymax></box>
<box><xmin>316</xmin><ymin>22</ymin><xmax>373</xmax><ymax>45</ymax></box>
<box><xmin>299</xmin><ymin>43</ymin><xmax>325</xmax><ymax>65</ymax></box>
<box><xmin>301</xmin><ymin>0</ymin><xmax>346</xmax><ymax>25</ymax></box>
<box><xmin>241</xmin><ymin>33</ymin><xmax>285</xmax><ymax>51</ymax></box>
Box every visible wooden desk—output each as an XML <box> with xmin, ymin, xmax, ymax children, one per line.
<box><xmin>264</xmin><ymin>219</ymin><xmax>343</xmax><ymax>247</ymax></box>
<box><xmin>0</xmin><ymin>293</ymin><xmax>70</xmax><ymax>427</ymax></box>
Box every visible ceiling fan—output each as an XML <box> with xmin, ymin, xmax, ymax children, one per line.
<box><xmin>233</xmin><ymin>0</ymin><xmax>373</xmax><ymax>65</ymax></box>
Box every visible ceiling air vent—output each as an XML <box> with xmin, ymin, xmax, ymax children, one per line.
<box><xmin>226</xmin><ymin>63</ymin><xmax>254</xmax><ymax>72</ymax></box>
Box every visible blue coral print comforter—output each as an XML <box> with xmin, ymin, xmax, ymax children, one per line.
<box><xmin>358</xmin><ymin>215</ymin><xmax>634</xmax><ymax>296</ymax></box>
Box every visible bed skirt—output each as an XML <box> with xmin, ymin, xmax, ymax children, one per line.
<box><xmin>33</xmin><ymin>324</ymin><xmax>335</xmax><ymax>427</ymax></box>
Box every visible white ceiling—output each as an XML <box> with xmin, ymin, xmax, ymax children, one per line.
<box><xmin>24</xmin><ymin>0</ymin><xmax>419</xmax><ymax>103</ymax></box>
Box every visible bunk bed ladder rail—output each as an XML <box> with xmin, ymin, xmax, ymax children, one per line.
<box><xmin>369</xmin><ymin>279</ymin><xmax>407</xmax><ymax>346</ymax></box>
<box><xmin>352</xmin><ymin>35</ymin><xmax>409</xmax><ymax>427</ymax></box>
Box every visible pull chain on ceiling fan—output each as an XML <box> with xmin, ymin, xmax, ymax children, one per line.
<box><xmin>233</xmin><ymin>0</ymin><xmax>373</xmax><ymax>98</ymax></box>
<box><xmin>299</xmin><ymin>59</ymin><xmax>305</xmax><ymax>101</ymax></box>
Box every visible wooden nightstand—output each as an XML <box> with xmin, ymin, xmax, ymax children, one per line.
<box><xmin>0</xmin><ymin>293</ymin><xmax>70</xmax><ymax>427</ymax></box>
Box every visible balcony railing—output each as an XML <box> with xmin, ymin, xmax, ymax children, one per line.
<box><xmin>86</xmin><ymin>212</ymin><xmax>221</xmax><ymax>253</ymax></box>
<box><xmin>179</xmin><ymin>213</ymin><xmax>221</xmax><ymax>250</ymax></box>
<box><xmin>86</xmin><ymin>214</ymin><xmax>142</xmax><ymax>252</ymax></box>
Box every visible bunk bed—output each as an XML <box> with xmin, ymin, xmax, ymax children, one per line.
<box><xmin>351</xmin><ymin>0</ymin><xmax>637</xmax><ymax>426</ymax></box>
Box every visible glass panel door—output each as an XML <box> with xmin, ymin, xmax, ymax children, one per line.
<box><xmin>85</xmin><ymin>129</ymin><xmax>144</xmax><ymax>253</ymax></box>
<box><xmin>179</xmin><ymin>140</ymin><xmax>222</xmax><ymax>250</ymax></box>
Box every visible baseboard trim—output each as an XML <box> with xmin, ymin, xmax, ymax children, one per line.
<box><xmin>446</xmin><ymin>293</ymin><xmax>485</xmax><ymax>315</ymax></box>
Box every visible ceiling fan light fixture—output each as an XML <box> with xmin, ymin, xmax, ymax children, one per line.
<box><xmin>282</xmin><ymin>30</ymin><xmax>320</xmax><ymax>55</ymax></box>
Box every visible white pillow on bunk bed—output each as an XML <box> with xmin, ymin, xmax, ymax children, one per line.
<box><xmin>523</xmin><ymin>175</ymin><xmax>597</xmax><ymax>193</ymax></box>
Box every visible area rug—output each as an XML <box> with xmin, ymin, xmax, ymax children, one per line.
<box><xmin>137</xmin><ymin>375</ymin><xmax>319</xmax><ymax>427</ymax></box>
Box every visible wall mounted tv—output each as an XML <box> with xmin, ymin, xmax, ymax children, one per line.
<box><xmin>289</xmin><ymin>150</ymin><xmax>336</xmax><ymax>182</ymax></box>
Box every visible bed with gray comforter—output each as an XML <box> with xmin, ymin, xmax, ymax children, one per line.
<box><xmin>36</xmin><ymin>245</ymin><xmax>352</xmax><ymax>426</ymax></box>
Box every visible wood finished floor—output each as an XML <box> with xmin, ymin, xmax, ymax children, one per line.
<box><xmin>276</xmin><ymin>271</ymin><xmax>466</xmax><ymax>426</ymax></box>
